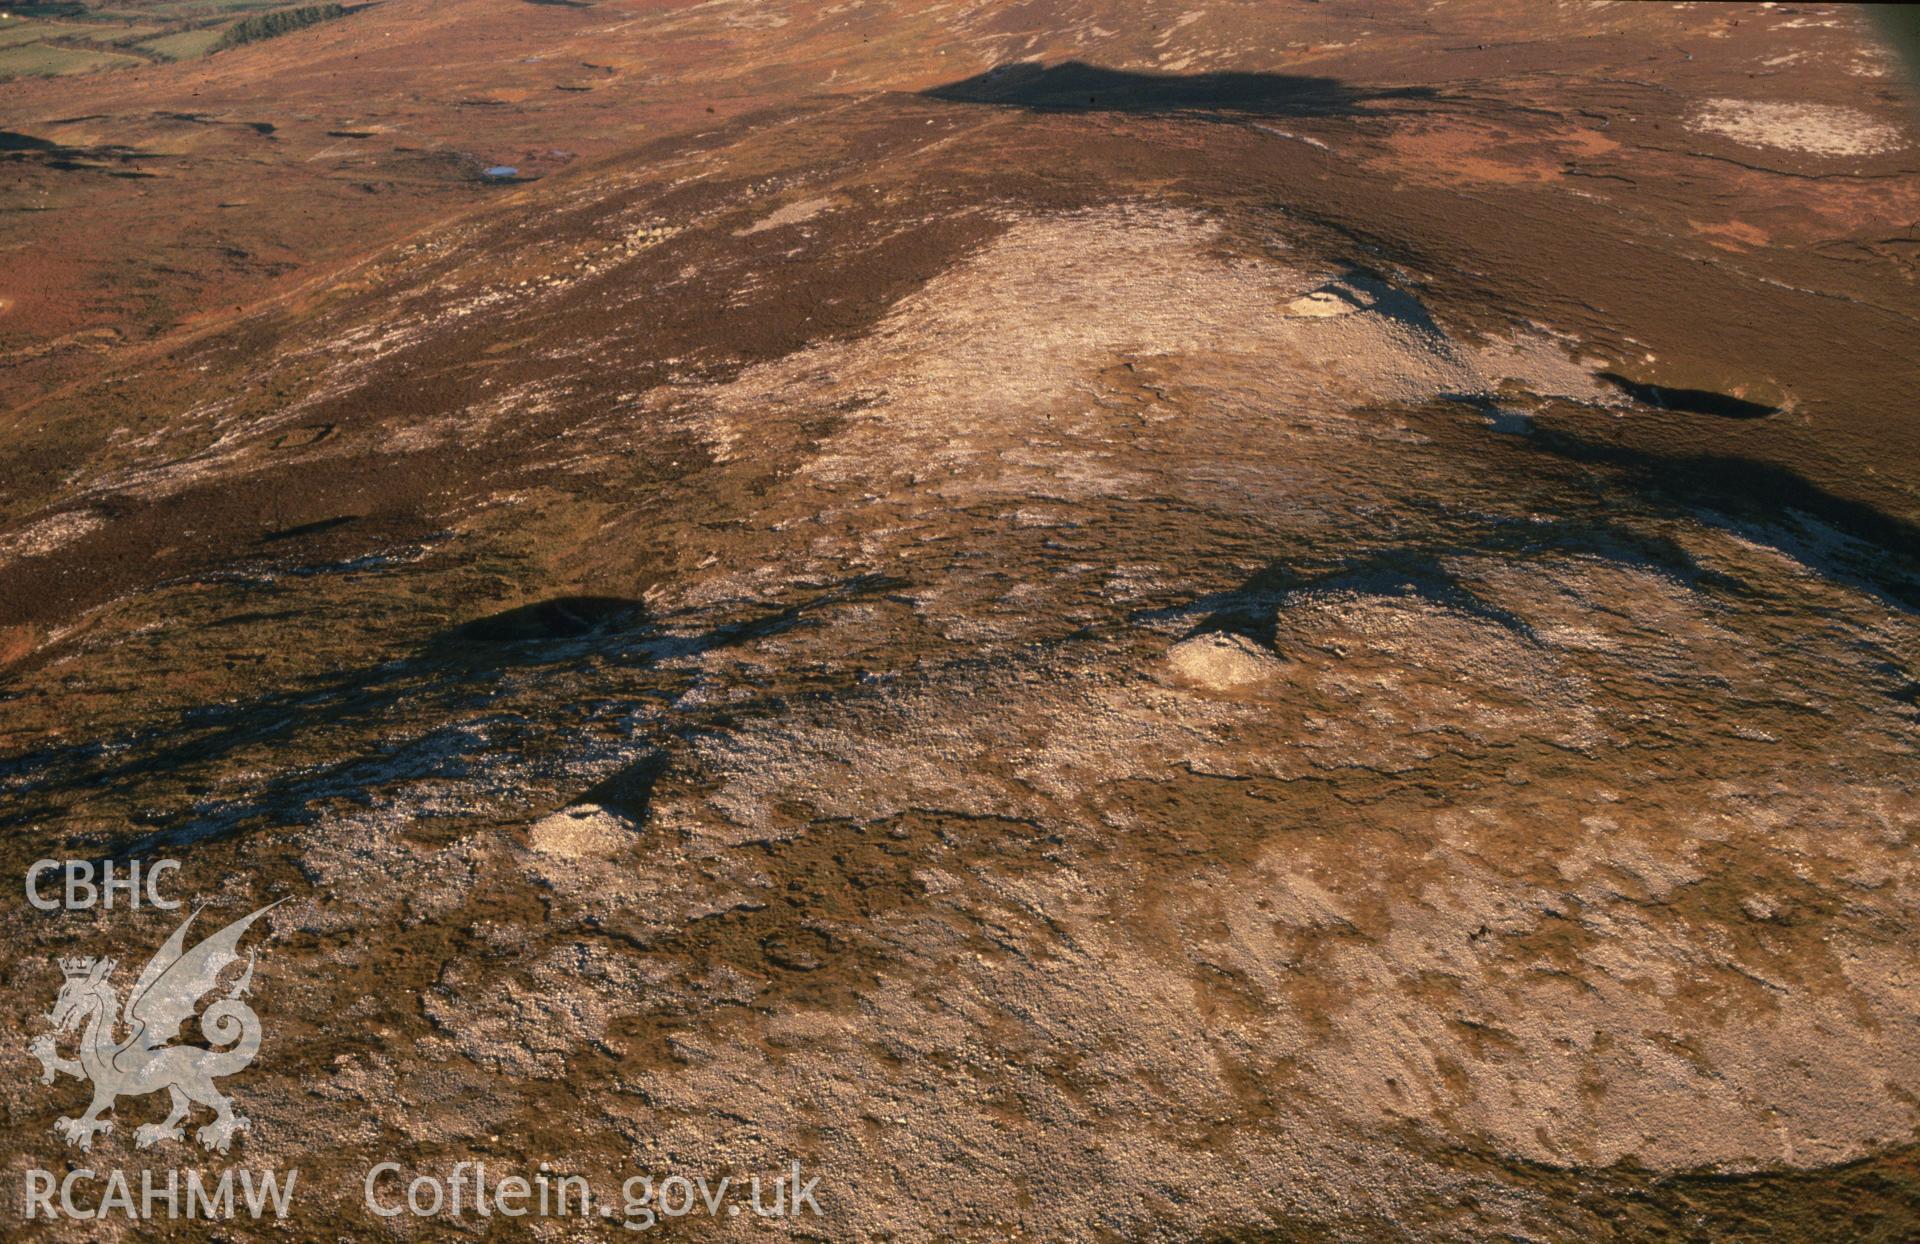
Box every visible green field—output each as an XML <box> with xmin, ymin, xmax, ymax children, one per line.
<box><xmin>137</xmin><ymin>24</ymin><xmax>226</xmax><ymax>59</ymax></box>
<box><xmin>0</xmin><ymin>39</ymin><xmax>141</xmax><ymax>76</ymax></box>
<box><xmin>0</xmin><ymin>20</ymin><xmax>54</xmax><ymax>47</ymax></box>
<box><xmin>0</xmin><ymin>0</ymin><xmax>327</xmax><ymax>78</ymax></box>
<box><xmin>114</xmin><ymin>0</ymin><xmax>286</xmax><ymax>13</ymax></box>
<box><xmin>71</xmin><ymin>21</ymin><xmax>167</xmax><ymax>44</ymax></box>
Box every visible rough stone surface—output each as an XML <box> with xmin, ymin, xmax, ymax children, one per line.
<box><xmin>2</xmin><ymin>2</ymin><xmax>1918</xmax><ymax>1240</ymax></box>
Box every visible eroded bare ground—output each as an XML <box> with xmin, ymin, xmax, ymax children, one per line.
<box><xmin>3</xmin><ymin>1</ymin><xmax>1920</xmax><ymax>1239</ymax></box>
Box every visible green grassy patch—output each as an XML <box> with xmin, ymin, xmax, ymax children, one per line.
<box><xmin>54</xmin><ymin>20</ymin><xmax>167</xmax><ymax>45</ymax></box>
<box><xmin>137</xmin><ymin>24</ymin><xmax>226</xmax><ymax>59</ymax></box>
<box><xmin>0</xmin><ymin>39</ymin><xmax>140</xmax><ymax>76</ymax></box>
<box><xmin>153</xmin><ymin>0</ymin><xmax>293</xmax><ymax>15</ymax></box>
<box><xmin>0</xmin><ymin>0</ymin><xmax>335</xmax><ymax>76</ymax></box>
<box><xmin>0</xmin><ymin>19</ymin><xmax>54</xmax><ymax>48</ymax></box>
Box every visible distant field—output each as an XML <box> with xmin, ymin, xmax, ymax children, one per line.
<box><xmin>49</xmin><ymin>18</ymin><xmax>166</xmax><ymax>43</ymax></box>
<box><xmin>0</xmin><ymin>20</ymin><xmax>54</xmax><ymax>47</ymax></box>
<box><xmin>137</xmin><ymin>24</ymin><xmax>224</xmax><ymax>58</ymax></box>
<box><xmin>107</xmin><ymin>0</ymin><xmax>285</xmax><ymax>13</ymax></box>
<box><xmin>0</xmin><ymin>0</ymin><xmax>330</xmax><ymax>77</ymax></box>
<box><xmin>86</xmin><ymin>23</ymin><xmax>167</xmax><ymax>43</ymax></box>
<box><xmin>0</xmin><ymin>39</ymin><xmax>141</xmax><ymax>76</ymax></box>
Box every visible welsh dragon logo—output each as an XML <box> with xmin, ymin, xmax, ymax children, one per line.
<box><xmin>29</xmin><ymin>901</ymin><xmax>280</xmax><ymax>1154</ymax></box>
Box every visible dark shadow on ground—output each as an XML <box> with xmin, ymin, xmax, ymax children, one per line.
<box><xmin>1332</xmin><ymin>267</ymin><xmax>1447</xmax><ymax>336</ymax></box>
<box><xmin>1191</xmin><ymin>1139</ymin><xmax>1920</xmax><ymax>1243</ymax></box>
<box><xmin>0</xmin><ymin>577</ymin><xmax>906</xmax><ymax>854</ymax></box>
<box><xmin>1596</xmin><ymin>373</ymin><xmax>1780</xmax><ymax>420</ymax></box>
<box><xmin>922</xmin><ymin>61</ymin><xmax>1436</xmax><ymax>117</ymax></box>
<box><xmin>1141</xmin><ymin>406</ymin><xmax>1919</xmax><ymax>733</ymax></box>
<box><xmin>446</xmin><ymin>595</ymin><xmax>644</xmax><ymax>643</ymax></box>
<box><xmin>1151</xmin><ymin>512</ymin><xmax>1736</xmax><ymax>652</ymax></box>
<box><xmin>1</xmin><ymin>128</ymin><xmax>159</xmax><ymax>172</ymax></box>
<box><xmin>577</xmin><ymin>748</ymin><xmax>669</xmax><ymax>824</ymax></box>
<box><xmin>1525</xmin><ymin>425</ymin><xmax>1920</xmax><ymax>612</ymax></box>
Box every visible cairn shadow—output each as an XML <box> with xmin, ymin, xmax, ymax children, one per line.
<box><xmin>922</xmin><ymin>60</ymin><xmax>1437</xmax><ymax>118</ymax></box>
<box><xmin>1163</xmin><ymin>420</ymin><xmax>1919</xmax><ymax>645</ymax></box>
<box><xmin>1</xmin><ymin>576</ymin><xmax>904</xmax><ymax>852</ymax></box>
<box><xmin>1145</xmin><ymin>412</ymin><xmax>1919</xmax><ymax>723</ymax></box>
<box><xmin>1153</xmin><ymin>511</ymin><xmax>1737</xmax><ymax>652</ymax></box>
<box><xmin>1594</xmin><ymin>374</ymin><xmax>1780</xmax><ymax>420</ymax></box>
<box><xmin>1524</xmin><ymin>424</ymin><xmax>1920</xmax><ymax>613</ymax></box>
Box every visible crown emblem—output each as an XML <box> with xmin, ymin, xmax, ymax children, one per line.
<box><xmin>58</xmin><ymin>956</ymin><xmax>96</xmax><ymax>979</ymax></box>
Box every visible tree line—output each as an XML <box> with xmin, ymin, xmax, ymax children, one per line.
<box><xmin>211</xmin><ymin>4</ymin><xmax>349</xmax><ymax>52</ymax></box>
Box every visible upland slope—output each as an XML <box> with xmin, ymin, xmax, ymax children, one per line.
<box><xmin>3</xmin><ymin>2</ymin><xmax>1919</xmax><ymax>1240</ymax></box>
